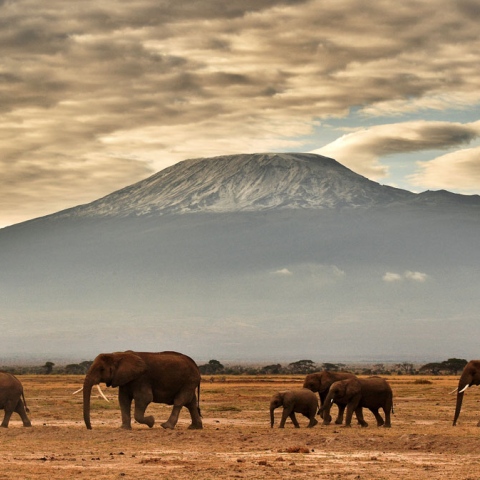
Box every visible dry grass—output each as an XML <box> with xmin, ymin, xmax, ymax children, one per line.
<box><xmin>1</xmin><ymin>374</ymin><xmax>479</xmax><ymax>479</ymax></box>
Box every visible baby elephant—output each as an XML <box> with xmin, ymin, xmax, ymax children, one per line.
<box><xmin>320</xmin><ymin>376</ymin><xmax>393</xmax><ymax>428</ymax></box>
<box><xmin>270</xmin><ymin>388</ymin><xmax>318</xmax><ymax>428</ymax></box>
<box><xmin>0</xmin><ymin>371</ymin><xmax>32</xmax><ymax>428</ymax></box>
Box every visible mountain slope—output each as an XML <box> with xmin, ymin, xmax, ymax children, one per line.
<box><xmin>1</xmin><ymin>152</ymin><xmax>480</xmax><ymax>363</ymax></box>
<box><xmin>49</xmin><ymin>153</ymin><xmax>416</xmax><ymax>219</ymax></box>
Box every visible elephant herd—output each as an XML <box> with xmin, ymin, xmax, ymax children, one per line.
<box><xmin>1</xmin><ymin>352</ymin><xmax>480</xmax><ymax>430</ymax></box>
<box><xmin>271</xmin><ymin>371</ymin><xmax>393</xmax><ymax>429</ymax></box>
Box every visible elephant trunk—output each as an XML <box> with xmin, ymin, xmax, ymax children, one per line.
<box><xmin>83</xmin><ymin>375</ymin><xmax>96</xmax><ymax>430</ymax></box>
<box><xmin>453</xmin><ymin>375</ymin><xmax>470</xmax><ymax>426</ymax></box>
<box><xmin>270</xmin><ymin>406</ymin><xmax>275</xmax><ymax>428</ymax></box>
<box><xmin>453</xmin><ymin>392</ymin><xmax>464</xmax><ymax>426</ymax></box>
<box><xmin>321</xmin><ymin>393</ymin><xmax>334</xmax><ymax>424</ymax></box>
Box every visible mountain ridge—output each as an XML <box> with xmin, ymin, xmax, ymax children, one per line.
<box><xmin>40</xmin><ymin>153</ymin><xmax>418</xmax><ymax>221</ymax></box>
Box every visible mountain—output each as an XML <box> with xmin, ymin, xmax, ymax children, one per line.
<box><xmin>41</xmin><ymin>153</ymin><xmax>417</xmax><ymax>219</ymax></box>
<box><xmin>1</xmin><ymin>153</ymin><xmax>480</xmax><ymax>364</ymax></box>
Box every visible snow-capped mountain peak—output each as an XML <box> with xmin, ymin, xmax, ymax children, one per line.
<box><xmin>56</xmin><ymin>153</ymin><xmax>414</xmax><ymax>218</ymax></box>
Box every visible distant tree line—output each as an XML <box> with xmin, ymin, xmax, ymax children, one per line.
<box><xmin>1</xmin><ymin>358</ymin><xmax>468</xmax><ymax>376</ymax></box>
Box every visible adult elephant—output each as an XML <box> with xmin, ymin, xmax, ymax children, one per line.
<box><xmin>83</xmin><ymin>351</ymin><xmax>202</xmax><ymax>430</ymax></box>
<box><xmin>452</xmin><ymin>360</ymin><xmax>480</xmax><ymax>426</ymax></box>
<box><xmin>320</xmin><ymin>376</ymin><xmax>393</xmax><ymax>428</ymax></box>
<box><xmin>302</xmin><ymin>370</ymin><xmax>356</xmax><ymax>424</ymax></box>
<box><xmin>270</xmin><ymin>389</ymin><xmax>318</xmax><ymax>428</ymax></box>
<box><xmin>0</xmin><ymin>371</ymin><xmax>32</xmax><ymax>428</ymax></box>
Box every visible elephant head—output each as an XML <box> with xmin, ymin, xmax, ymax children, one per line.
<box><xmin>453</xmin><ymin>360</ymin><xmax>480</xmax><ymax>426</ymax></box>
<box><xmin>83</xmin><ymin>351</ymin><xmax>147</xmax><ymax>429</ymax></box>
<box><xmin>320</xmin><ymin>379</ymin><xmax>360</xmax><ymax>425</ymax></box>
<box><xmin>269</xmin><ymin>392</ymin><xmax>286</xmax><ymax>428</ymax></box>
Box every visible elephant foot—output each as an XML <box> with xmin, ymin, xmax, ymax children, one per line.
<box><xmin>161</xmin><ymin>421</ymin><xmax>176</xmax><ymax>430</ymax></box>
<box><xmin>23</xmin><ymin>423</ymin><xmax>32</xmax><ymax>428</ymax></box>
<box><xmin>322</xmin><ymin>421</ymin><xmax>331</xmax><ymax>426</ymax></box>
<box><xmin>342</xmin><ymin>424</ymin><xmax>352</xmax><ymax>428</ymax></box>
<box><xmin>120</xmin><ymin>424</ymin><xmax>132</xmax><ymax>430</ymax></box>
<box><xmin>360</xmin><ymin>422</ymin><xmax>369</xmax><ymax>428</ymax></box>
<box><xmin>308</xmin><ymin>419</ymin><xmax>318</xmax><ymax>428</ymax></box>
<box><xmin>1</xmin><ymin>425</ymin><xmax>8</xmax><ymax>429</ymax></box>
<box><xmin>383</xmin><ymin>424</ymin><xmax>391</xmax><ymax>428</ymax></box>
<box><xmin>143</xmin><ymin>416</ymin><xmax>155</xmax><ymax>428</ymax></box>
<box><xmin>188</xmin><ymin>423</ymin><xmax>203</xmax><ymax>430</ymax></box>
<box><xmin>335</xmin><ymin>419</ymin><xmax>343</xmax><ymax>425</ymax></box>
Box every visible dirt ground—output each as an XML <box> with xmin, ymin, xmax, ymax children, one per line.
<box><xmin>1</xmin><ymin>374</ymin><xmax>480</xmax><ymax>479</ymax></box>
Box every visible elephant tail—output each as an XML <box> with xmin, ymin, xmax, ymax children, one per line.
<box><xmin>197</xmin><ymin>383</ymin><xmax>203</xmax><ymax>418</ymax></box>
<box><xmin>22</xmin><ymin>391</ymin><xmax>30</xmax><ymax>413</ymax></box>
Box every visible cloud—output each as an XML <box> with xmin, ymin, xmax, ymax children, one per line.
<box><xmin>409</xmin><ymin>146</ymin><xmax>480</xmax><ymax>193</ymax></box>
<box><xmin>312</xmin><ymin>121</ymin><xmax>480</xmax><ymax>180</ymax></box>
<box><xmin>272</xmin><ymin>268</ymin><xmax>293</xmax><ymax>276</ymax></box>
<box><xmin>2</xmin><ymin>0</ymin><xmax>480</xmax><ymax>225</ymax></box>
<box><xmin>383</xmin><ymin>271</ymin><xmax>429</xmax><ymax>283</ymax></box>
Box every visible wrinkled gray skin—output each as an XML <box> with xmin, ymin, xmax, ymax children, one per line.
<box><xmin>320</xmin><ymin>376</ymin><xmax>393</xmax><ymax>428</ymax></box>
<box><xmin>303</xmin><ymin>371</ymin><xmax>356</xmax><ymax>424</ymax></box>
<box><xmin>83</xmin><ymin>351</ymin><xmax>202</xmax><ymax>430</ymax></box>
<box><xmin>0</xmin><ymin>371</ymin><xmax>32</xmax><ymax>428</ymax></box>
<box><xmin>453</xmin><ymin>360</ymin><xmax>480</xmax><ymax>426</ymax></box>
<box><xmin>270</xmin><ymin>389</ymin><xmax>319</xmax><ymax>428</ymax></box>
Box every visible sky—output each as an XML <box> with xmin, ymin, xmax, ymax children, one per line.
<box><xmin>1</xmin><ymin>0</ymin><xmax>480</xmax><ymax>228</ymax></box>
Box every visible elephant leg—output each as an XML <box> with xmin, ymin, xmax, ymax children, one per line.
<box><xmin>307</xmin><ymin>410</ymin><xmax>318</xmax><ymax>428</ymax></box>
<box><xmin>161</xmin><ymin>405</ymin><xmax>183</xmax><ymax>429</ymax></box>
<box><xmin>133</xmin><ymin>390</ymin><xmax>154</xmax><ymax>428</ymax></box>
<box><xmin>289</xmin><ymin>412</ymin><xmax>301</xmax><ymax>428</ymax></box>
<box><xmin>14</xmin><ymin>400</ymin><xmax>32</xmax><ymax>427</ymax></box>
<box><xmin>383</xmin><ymin>407</ymin><xmax>392</xmax><ymax>428</ymax></box>
<box><xmin>344</xmin><ymin>404</ymin><xmax>356</xmax><ymax>427</ymax></box>
<box><xmin>369</xmin><ymin>408</ymin><xmax>384</xmax><ymax>427</ymax></box>
<box><xmin>279</xmin><ymin>406</ymin><xmax>292</xmax><ymax>428</ymax></box>
<box><xmin>355</xmin><ymin>407</ymin><xmax>368</xmax><ymax>427</ymax></box>
<box><xmin>118</xmin><ymin>388</ymin><xmax>133</xmax><ymax>430</ymax></box>
<box><xmin>186</xmin><ymin>395</ymin><xmax>203</xmax><ymax>430</ymax></box>
<box><xmin>335</xmin><ymin>404</ymin><xmax>346</xmax><ymax>424</ymax></box>
<box><xmin>1</xmin><ymin>410</ymin><xmax>13</xmax><ymax>428</ymax></box>
<box><xmin>1</xmin><ymin>400</ymin><xmax>16</xmax><ymax>428</ymax></box>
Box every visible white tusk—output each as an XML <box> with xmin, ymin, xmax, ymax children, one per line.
<box><xmin>449</xmin><ymin>388</ymin><xmax>458</xmax><ymax>395</ymax></box>
<box><xmin>459</xmin><ymin>385</ymin><xmax>470</xmax><ymax>393</ymax></box>
<box><xmin>96</xmin><ymin>385</ymin><xmax>109</xmax><ymax>402</ymax></box>
<box><xmin>330</xmin><ymin>399</ymin><xmax>334</xmax><ymax>404</ymax></box>
<box><xmin>72</xmin><ymin>385</ymin><xmax>109</xmax><ymax>402</ymax></box>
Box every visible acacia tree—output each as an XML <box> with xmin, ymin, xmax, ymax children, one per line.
<box><xmin>43</xmin><ymin>361</ymin><xmax>55</xmax><ymax>374</ymax></box>
<box><xmin>288</xmin><ymin>360</ymin><xmax>317</xmax><ymax>374</ymax></box>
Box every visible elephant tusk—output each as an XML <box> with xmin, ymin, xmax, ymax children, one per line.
<box><xmin>449</xmin><ymin>388</ymin><xmax>458</xmax><ymax>395</ymax></box>
<box><xmin>330</xmin><ymin>399</ymin><xmax>334</xmax><ymax>404</ymax></box>
<box><xmin>72</xmin><ymin>385</ymin><xmax>109</xmax><ymax>402</ymax></box>
<box><xmin>96</xmin><ymin>385</ymin><xmax>109</xmax><ymax>402</ymax></box>
<box><xmin>459</xmin><ymin>385</ymin><xmax>470</xmax><ymax>394</ymax></box>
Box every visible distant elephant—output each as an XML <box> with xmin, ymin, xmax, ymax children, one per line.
<box><xmin>83</xmin><ymin>351</ymin><xmax>203</xmax><ymax>430</ymax></box>
<box><xmin>303</xmin><ymin>370</ymin><xmax>356</xmax><ymax>424</ymax></box>
<box><xmin>270</xmin><ymin>389</ymin><xmax>318</xmax><ymax>428</ymax></box>
<box><xmin>452</xmin><ymin>360</ymin><xmax>480</xmax><ymax>426</ymax></box>
<box><xmin>320</xmin><ymin>376</ymin><xmax>393</xmax><ymax>428</ymax></box>
<box><xmin>0</xmin><ymin>371</ymin><xmax>32</xmax><ymax>428</ymax></box>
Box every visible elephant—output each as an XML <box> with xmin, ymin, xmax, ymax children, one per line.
<box><xmin>320</xmin><ymin>376</ymin><xmax>393</xmax><ymax>428</ymax></box>
<box><xmin>452</xmin><ymin>360</ymin><xmax>480</xmax><ymax>426</ymax></box>
<box><xmin>270</xmin><ymin>388</ymin><xmax>319</xmax><ymax>428</ymax></box>
<box><xmin>302</xmin><ymin>370</ymin><xmax>356</xmax><ymax>424</ymax></box>
<box><xmin>83</xmin><ymin>350</ymin><xmax>203</xmax><ymax>430</ymax></box>
<box><xmin>0</xmin><ymin>371</ymin><xmax>32</xmax><ymax>428</ymax></box>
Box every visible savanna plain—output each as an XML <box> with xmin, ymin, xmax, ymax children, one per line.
<box><xmin>1</xmin><ymin>374</ymin><xmax>480</xmax><ymax>479</ymax></box>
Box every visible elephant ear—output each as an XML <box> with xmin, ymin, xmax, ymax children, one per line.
<box><xmin>111</xmin><ymin>352</ymin><xmax>147</xmax><ymax>387</ymax></box>
<box><xmin>345</xmin><ymin>379</ymin><xmax>361</xmax><ymax>397</ymax></box>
